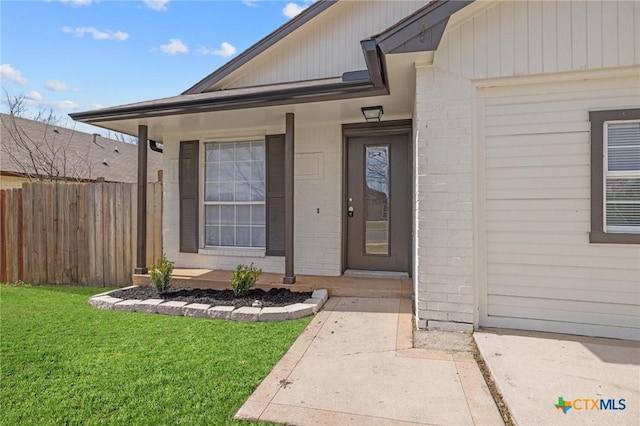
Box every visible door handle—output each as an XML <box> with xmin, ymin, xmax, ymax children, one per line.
<box><xmin>347</xmin><ymin>206</ymin><xmax>354</xmax><ymax>217</ymax></box>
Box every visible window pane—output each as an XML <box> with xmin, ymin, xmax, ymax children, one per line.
<box><xmin>205</xmin><ymin>226</ymin><xmax>219</xmax><ymax>246</ymax></box>
<box><xmin>204</xmin><ymin>183</ymin><xmax>219</xmax><ymax>202</ymax></box>
<box><xmin>219</xmin><ymin>144</ymin><xmax>234</xmax><ymax>161</ymax></box>
<box><xmin>220</xmin><ymin>205</ymin><xmax>235</xmax><ymax>225</ymax></box>
<box><xmin>205</xmin><ymin>205</ymin><xmax>220</xmax><ymax>225</ymax></box>
<box><xmin>220</xmin><ymin>226</ymin><xmax>235</xmax><ymax>246</ymax></box>
<box><xmin>220</xmin><ymin>182</ymin><xmax>234</xmax><ymax>201</ymax></box>
<box><xmin>252</xmin><ymin>205</ymin><xmax>265</xmax><ymax>225</ymax></box>
<box><xmin>205</xmin><ymin>143</ymin><xmax>219</xmax><ymax>162</ymax></box>
<box><xmin>236</xmin><ymin>226</ymin><xmax>251</xmax><ymax>247</ymax></box>
<box><xmin>251</xmin><ymin>181</ymin><xmax>266</xmax><ymax>201</ymax></box>
<box><xmin>205</xmin><ymin>163</ymin><xmax>219</xmax><ymax>181</ymax></box>
<box><xmin>251</xmin><ymin>142</ymin><xmax>265</xmax><ymax>161</ymax></box>
<box><xmin>606</xmin><ymin>177</ymin><xmax>640</xmax><ymax>229</ymax></box>
<box><xmin>220</xmin><ymin>162</ymin><xmax>235</xmax><ymax>182</ymax></box>
<box><xmin>235</xmin><ymin>182</ymin><xmax>251</xmax><ymax>201</ymax></box>
<box><xmin>235</xmin><ymin>161</ymin><xmax>251</xmax><ymax>181</ymax></box>
<box><xmin>236</xmin><ymin>142</ymin><xmax>251</xmax><ymax>161</ymax></box>
<box><xmin>252</xmin><ymin>226</ymin><xmax>265</xmax><ymax>247</ymax></box>
<box><xmin>365</xmin><ymin>145</ymin><xmax>390</xmax><ymax>255</ymax></box>
<box><xmin>236</xmin><ymin>205</ymin><xmax>251</xmax><ymax>225</ymax></box>
<box><xmin>608</xmin><ymin>122</ymin><xmax>640</xmax><ymax>172</ymax></box>
<box><xmin>251</xmin><ymin>160</ymin><xmax>265</xmax><ymax>181</ymax></box>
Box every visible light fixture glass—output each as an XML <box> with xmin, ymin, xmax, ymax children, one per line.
<box><xmin>361</xmin><ymin>106</ymin><xmax>384</xmax><ymax>122</ymax></box>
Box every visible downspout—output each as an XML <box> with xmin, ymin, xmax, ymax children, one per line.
<box><xmin>149</xmin><ymin>140</ymin><xmax>163</xmax><ymax>153</ymax></box>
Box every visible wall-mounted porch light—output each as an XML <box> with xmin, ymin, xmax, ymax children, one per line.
<box><xmin>361</xmin><ymin>106</ymin><xmax>384</xmax><ymax>122</ymax></box>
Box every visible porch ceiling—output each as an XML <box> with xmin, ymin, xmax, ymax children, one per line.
<box><xmin>83</xmin><ymin>51</ymin><xmax>428</xmax><ymax>142</ymax></box>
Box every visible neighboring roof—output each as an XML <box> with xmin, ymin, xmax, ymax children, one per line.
<box><xmin>0</xmin><ymin>113</ymin><xmax>162</xmax><ymax>183</ymax></box>
<box><xmin>183</xmin><ymin>0</ymin><xmax>338</xmax><ymax>94</ymax></box>
<box><xmin>71</xmin><ymin>0</ymin><xmax>472</xmax><ymax>126</ymax></box>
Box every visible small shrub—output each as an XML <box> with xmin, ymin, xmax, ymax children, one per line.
<box><xmin>231</xmin><ymin>263</ymin><xmax>262</xmax><ymax>297</ymax></box>
<box><xmin>149</xmin><ymin>254</ymin><xmax>174</xmax><ymax>293</ymax></box>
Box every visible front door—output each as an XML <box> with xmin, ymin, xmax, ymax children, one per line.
<box><xmin>345</xmin><ymin>131</ymin><xmax>410</xmax><ymax>272</ymax></box>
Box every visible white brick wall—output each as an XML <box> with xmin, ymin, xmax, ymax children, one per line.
<box><xmin>161</xmin><ymin>124</ymin><xmax>342</xmax><ymax>276</ymax></box>
<box><xmin>293</xmin><ymin>125</ymin><xmax>342</xmax><ymax>276</ymax></box>
<box><xmin>414</xmin><ymin>65</ymin><xmax>475</xmax><ymax>332</ymax></box>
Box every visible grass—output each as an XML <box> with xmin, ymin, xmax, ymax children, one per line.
<box><xmin>0</xmin><ymin>284</ymin><xmax>312</xmax><ymax>425</ymax></box>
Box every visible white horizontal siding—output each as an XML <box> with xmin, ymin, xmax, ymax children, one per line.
<box><xmin>226</xmin><ymin>1</ymin><xmax>428</xmax><ymax>89</ymax></box>
<box><xmin>479</xmin><ymin>74</ymin><xmax>640</xmax><ymax>340</ymax></box>
<box><xmin>438</xmin><ymin>0</ymin><xmax>640</xmax><ymax>79</ymax></box>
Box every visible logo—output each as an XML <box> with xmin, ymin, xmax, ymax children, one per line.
<box><xmin>555</xmin><ymin>397</ymin><xmax>572</xmax><ymax>414</ymax></box>
<box><xmin>555</xmin><ymin>397</ymin><xmax>626</xmax><ymax>414</ymax></box>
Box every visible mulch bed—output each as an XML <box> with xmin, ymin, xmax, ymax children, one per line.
<box><xmin>109</xmin><ymin>286</ymin><xmax>312</xmax><ymax>308</ymax></box>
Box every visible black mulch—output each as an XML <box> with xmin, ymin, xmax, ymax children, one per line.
<box><xmin>108</xmin><ymin>286</ymin><xmax>312</xmax><ymax>308</ymax></box>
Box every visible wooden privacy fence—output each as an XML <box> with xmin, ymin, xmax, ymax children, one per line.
<box><xmin>0</xmin><ymin>181</ymin><xmax>162</xmax><ymax>286</ymax></box>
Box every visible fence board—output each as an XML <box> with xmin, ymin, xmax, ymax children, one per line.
<box><xmin>108</xmin><ymin>183</ymin><xmax>116</xmax><ymax>286</ymax></box>
<box><xmin>0</xmin><ymin>190</ymin><xmax>7</xmax><ymax>282</ymax></box>
<box><xmin>0</xmin><ymin>181</ymin><xmax>161</xmax><ymax>287</ymax></box>
<box><xmin>77</xmin><ymin>184</ymin><xmax>86</xmax><ymax>284</ymax></box>
<box><xmin>68</xmin><ymin>185</ymin><xmax>78</xmax><ymax>283</ymax></box>
<box><xmin>131</xmin><ymin>185</ymin><xmax>138</xmax><ymax>273</ymax></box>
<box><xmin>123</xmin><ymin>184</ymin><xmax>132</xmax><ymax>283</ymax></box>
<box><xmin>94</xmin><ymin>184</ymin><xmax>104</xmax><ymax>286</ymax></box>
<box><xmin>87</xmin><ymin>185</ymin><xmax>97</xmax><ymax>286</ymax></box>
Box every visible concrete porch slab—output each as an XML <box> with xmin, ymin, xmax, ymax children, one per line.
<box><xmin>133</xmin><ymin>268</ymin><xmax>413</xmax><ymax>299</ymax></box>
<box><xmin>475</xmin><ymin>329</ymin><xmax>640</xmax><ymax>426</ymax></box>
<box><xmin>235</xmin><ymin>297</ymin><xmax>503</xmax><ymax>426</ymax></box>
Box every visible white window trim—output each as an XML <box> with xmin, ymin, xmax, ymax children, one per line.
<box><xmin>200</xmin><ymin>138</ymin><xmax>267</xmax><ymax>250</ymax></box>
<box><xmin>603</xmin><ymin>119</ymin><xmax>640</xmax><ymax>234</ymax></box>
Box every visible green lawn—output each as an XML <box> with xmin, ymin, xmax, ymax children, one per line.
<box><xmin>0</xmin><ymin>284</ymin><xmax>311</xmax><ymax>425</ymax></box>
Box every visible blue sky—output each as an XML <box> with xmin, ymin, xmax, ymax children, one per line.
<box><xmin>0</xmin><ymin>0</ymin><xmax>313</xmax><ymax>134</ymax></box>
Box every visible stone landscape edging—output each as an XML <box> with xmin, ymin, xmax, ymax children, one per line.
<box><xmin>88</xmin><ymin>286</ymin><xmax>329</xmax><ymax>322</ymax></box>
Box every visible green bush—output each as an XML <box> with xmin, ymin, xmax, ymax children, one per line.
<box><xmin>149</xmin><ymin>254</ymin><xmax>173</xmax><ymax>293</ymax></box>
<box><xmin>231</xmin><ymin>263</ymin><xmax>262</xmax><ymax>297</ymax></box>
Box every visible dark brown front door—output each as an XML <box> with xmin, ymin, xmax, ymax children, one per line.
<box><xmin>346</xmin><ymin>132</ymin><xmax>410</xmax><ymax>272</ymax></box>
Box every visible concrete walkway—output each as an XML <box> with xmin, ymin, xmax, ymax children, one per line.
<box><xmin>235</xmin><ymin>297</ymin><xmax>503</xmax><ymax>425</ymax></box>
<box><xmin>475</xmin><ymin>329</ymin><xmax>640</xmax><ymax>426</ymax></box>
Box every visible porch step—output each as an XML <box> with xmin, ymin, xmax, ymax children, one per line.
<box><xmin>133</xmin><ymin>269</ymin><xmax>413</xmax><ymax>299</ymax></box>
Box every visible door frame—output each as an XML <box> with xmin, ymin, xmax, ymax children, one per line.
<box><xmin>341</xmin><ymin>119</ymin><xmax>413</xmax><ymax>275</ymax></box>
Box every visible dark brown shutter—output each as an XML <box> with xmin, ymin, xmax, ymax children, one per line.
<box><xmin>179</xmin><ymin>140</ymin><xmax>199</xmax><ymax>253</ymax></box>
<box><xmin>266</xmin><ymin>134</ymin><xmax>285</xmax><ymax>256</ymax></box>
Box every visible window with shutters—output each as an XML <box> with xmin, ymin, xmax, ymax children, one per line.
<box><xmin>589</xmin><ymin>109</ymin><xmax>640</xmax><ymax>244</ymax></box>
<box><xmin>203</xmin><ymin>140</ymin><xmax>266</xmax><ymax>248</ymax></box>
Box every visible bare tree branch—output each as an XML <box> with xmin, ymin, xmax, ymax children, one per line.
<box><xmin>1</xmin><ymin>92</ymin><xmax>93</xmax><ymax>182</ymax></box>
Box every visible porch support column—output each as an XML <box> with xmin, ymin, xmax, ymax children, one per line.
<box><xmin>283</xmin><ymin>113</ymin><xmax>296</xmax><ymax>284</ymax></box>
<box><xmin>134</xmin><ymin>124</ymin><xmax>148</xmax><ymax>274</ymax></box>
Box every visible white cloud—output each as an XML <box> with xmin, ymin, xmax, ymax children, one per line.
<box><xmin>45</xmin><ymin>80</ymin><xmax>70</xmax><ymax>92</ymax></box>
<box><xmin>199</xmin><ymin>42</ymin><xmax>237</xmax><ymax>58</ymax></box>
<box><xmin>283</xmin><ymin>2</ymin><xmax>307</xmax><ymax>18</ymax></box>
<box><xmin>25</xmin><ymin>91</ymin><xmax>43</xmax><ymax>101</ymax></box>
<box><xmin>51</xmin><ymin>100</ymin><xmax>81</xmax><ymax>111</ymax></box>
<box><xmin>21</xmin><ymin>96</ymin><xmax>81</xmax><ymax>112</ymax></box>
<box><xmin>59</xmin><ymin>0</ymin><xmax>95</xmax><ymax>6</ymax></box>
<box><xmin>242</xmin><ymin>1</ymin><xmax>258</xmax><ymax>7</ymax></box>
<box><xmin>0</xmin><ymin>64</ymin><xmax>28</xmax><ymax>85</ymax></box>
<box><xmin>62</xmin><ymin>26</ymin><xmax>129</xmax><ymax>41</ymax></box>
<box><xmin>143</xmin><ymin>0</ymin><xmax>169</xmax><ymax>12</ymax></box>
<box><xmin>160</xmin><ymin>38</ymin><xmax>188</xmax><ymax>54</ymax></box>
